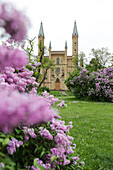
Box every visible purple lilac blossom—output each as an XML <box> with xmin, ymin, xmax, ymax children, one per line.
<box><xmin>0</xmin><ymin>162</ymin><xmax>5</xmax><ymax>168</ymax></box>
<box><xmin>0</xmin><ymin>89</ymin><xmax>55</xmax><ymax>132</ymax></box>
<box><xmin>23</xmin><ymin>127</ymin><xmax>36</xmax><ymax>140</ymax></box>
<box><xmin>0</xmin><ymin>44</ymin><xmax>28</xmax><ymax>72</ymax></box>
<box><xmin>39</xmin><ymin>128</ymin><xmax>53</xmax><ymax>140</ymax></box>
<box><xmin>0</xmin><ymin>66</ymin><xmax>38</xmax><ymax>93</ymax></box>
<box><xmin>57</xmin><ymin>101</ymin><xmax>67</xmax><ymax>108</ymax></box>
<box><xmin>0</xmin><ymin>3</ymin><xmax>30</xmax><ymax>41</ymax></box>
<box><xmin>7</xmin><ymin>138</ymin><xmax>23</xmax><ymax>155</ymax></box>
<box><xmin>42</xmin><ymin>91</ymin><xmax>59</xmax><ymax>106</ymax></box>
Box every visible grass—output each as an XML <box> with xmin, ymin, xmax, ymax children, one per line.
<box><xmin>50</xmin><ymin>90</ymin><xmax>73</xmax><ymax>97</ymax></box>
<box><xmin>58</xmin><ymin>100</ymin><xmax>113</xmax><ymax>170</ymax></box>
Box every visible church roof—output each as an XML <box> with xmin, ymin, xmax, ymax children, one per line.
<box><xmin>72</xmin><ymin>21</ymin><xmax>78</xmax><ymax>37</ymax></box>
<box><xmin>38</xmin><ymin>22</ymin><xmax>44</xmax><ymax>37</ymax></box>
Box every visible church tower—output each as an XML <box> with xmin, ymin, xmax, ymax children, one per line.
<box><xmin>38</xmin><ymin>22</ymin><xmax>44</xmax><ymax>55</ymax></box>
<box><xmin>72</xmin><ymin>21</ymin><xmax>78</xmax><ymax>67</ymax></box>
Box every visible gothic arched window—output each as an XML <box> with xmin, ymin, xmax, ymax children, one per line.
<box><xmin>57</xmin><ymin>58</ymin><xmax>59</xmax><ymax>65</ymax></box>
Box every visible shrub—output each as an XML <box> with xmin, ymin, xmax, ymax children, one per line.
<box><xmin>37</xmin><ymin>86</ymin><xmax>50</xmax><ymax>93</ymax></box>
<box><xmin>65</xmin><ymin>67</ymin><xmax>113</xmax><ymax>102</ymax></box>
<box><xmin>0</xmin><ymin>117</ymin><xmax>84</xmax><ymax>169</ymax></box>
<box><xmin>0</xmin><ymin>2</ymin><xmax>84</xmax><ymax>169</ymax></box>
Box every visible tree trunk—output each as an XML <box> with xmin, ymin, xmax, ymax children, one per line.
<box><xmin>38</xmin><ymin>68</ymin><xmax>48</xmax><ymax>87</ymax></box>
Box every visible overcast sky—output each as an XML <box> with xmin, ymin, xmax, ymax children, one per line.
<box><xmin>2</xmin><ymin>0</ymin><xmax>113</xmax><ymax>59</ymax></box>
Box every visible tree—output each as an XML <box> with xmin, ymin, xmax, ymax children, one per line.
<box><xmin>25</xmin><ymin>38</ymin><xmax>54</xmax><ymax>86</ymax></box>
<box><xmin>90</xmin><ymin>47</ymin><xmax>112</xmax><ymax>67</ymax></box>
<box><xmin>72</xmin><ymin>54</ymin><xmax>78</xmax><ymax>69</ymax></box>
<box><xmin>38</xmin><ymin>57</ymin><xmax>54</xmax><ymax>87</ymax></box>
<box><xmin>85</xmin><ymin>47</ymin><xmax>112</xmax><ymax>72</ymax></box>
<box><xmin>85</xmin><ymin>57</ymin><xmax>102</xmax><ymax>72</ymax></box>
<box><xmin>78</xmin><ymin>51</ymin><xmax>86</xmax><ymax>67</ymax></box>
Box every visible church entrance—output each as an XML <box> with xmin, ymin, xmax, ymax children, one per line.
<box><xmin>55</xmin><ymin>78</ymin><xmax>60</xmax><ymax>90</ymax></box>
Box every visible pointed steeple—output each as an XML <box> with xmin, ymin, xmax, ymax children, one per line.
<box><xmin>65</xmin><ymin>41</ymin><xmax>67</xmax><ymax>49</ymax></box>
<box><xmin>72</xmin><ymin>20</ymin><xmax>78</xmax><ymax>37</ymax></box>
<box><xmin>38</xmin><ymin>22</ymin><xmax>44</xmax><ymax>37</ymax></box>
<box><xmin>49</xmin><ymin>41</ymin><xmax>52</xmax><ymax>49</ymax></box>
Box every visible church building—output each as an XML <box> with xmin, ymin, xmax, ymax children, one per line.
<box><xmin>38</xmin><ymin>21</ymin><xmax>78</xmax><ymax>90</ymax></box>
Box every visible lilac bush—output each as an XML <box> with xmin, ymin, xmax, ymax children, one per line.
<box><xmin>88</xmin><ymin>67</ymin><xmax>113</xmax><ymax>102</ymax></box>
<box><xmin>2</xmin><ymin>117</ymin><xmax>84</xmax><ymax>170</ymax></box>
<box><xmin>65</xmin><ymin>67</ymin><xmax>113</xmax><ymax>102</ymax></box>
<box><xmin>0</xmin><ymin>2</ymin><xmax>84</xmax><ymax>169</ymax></box>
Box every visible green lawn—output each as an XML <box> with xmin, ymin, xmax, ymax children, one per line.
<box><xmin>59</xmin><ymin>100</ymin><xmax>113</xmax><ymax>170</ymax></box>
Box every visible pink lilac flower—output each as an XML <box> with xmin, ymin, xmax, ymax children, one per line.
<box><xmin>0</xmin><ymin>89</ymin><xmax>55</xmax><ymax>132</ymax></box>
<box><xmin>73</xmin><ymin>156</ymin><xmax>79</xmax><ymax>161</ymax></box>
<box><xmin>57</xmin><ymin>101</ymin><xmax>67</xmax><ymax>108</ymax></box>
<box><xmin>7</xmin><ymin>138</ymin><xmax>23</xmax><ymax>155</ymax></box>
<box><xmin>39</xmin><ymin>128</ymin><xmax>53</xmax><ymax>140</ymax></box>
<box><xmin>0</xmin><ymin>66</ymin><xmax>38</xmax><ymax>93</ymax></box>
<box><xmin>0</xmin><ymin>3</ymin><xmax>30</xmax><ymax>41</ymax></box>
<box><xmin>42</xmin><ymin>91</ymin><xmax>59</xmax><ymax>106</ymax></box>
<box><xmin>37</xmin><ymin>62</ymin><xmax>41</xmax><ymax>66</ymax></box>
<box><xmin>23</xmin><ymin>127</ymin><xmax>36</xmax><ymax>140</ymax></box>
<box><xmin>0</xmin><ymin>162</ymin><xmax>5</xmax><ymax>168</ymax></box>
<box><xmin>73</xmin><ymin>161</ymin><xmax>77</xmax><ymax>165</ymax></box>
<box><xmin>0</xmin><ymin>45</ymin><xmax>28</xmax><ymax>72</ymax></box>
<box><xmin>81</xmin><ymin>161</ymin><xmax>85</xmax><ymax>166</ymax></box>
<box><xmin>31</xmin><ymin>166</ymin><xmax>40</xmax><ymax>170</ymax></box>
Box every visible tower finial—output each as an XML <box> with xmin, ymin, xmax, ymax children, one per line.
<box><xmin>49</xmin><ymin>41</ymin><xmax>52</xmax><ymax>49</ymax></box>
<box><xmin>72</xmin><ymin>21</ymin><xmax>78</xmax><ymax>37</ymax></box>
<box><xmin>65</xmin><ymin>41</ymin><xmax>67</xmax><ymax>49</ymax></box>
<box><xmin>38</xmin><ymin>22</ymin><xmax>44</xmax><ymax>37</ymax></box>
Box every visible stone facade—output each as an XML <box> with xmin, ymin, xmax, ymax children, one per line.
<box><xmin>38</xmin><ymin>21</ymin><xmax>78</xmax><ymax>90</ymax></box>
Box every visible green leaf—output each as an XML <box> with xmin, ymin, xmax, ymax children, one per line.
<box><xmin>33</xmin><ymin>159</ymin><xmax>44</xmax><ymax>169</ymax></box>
<box><xmin>3</xmin><ymin>137</ymin><xmax>10</xmax><ymax>146</ymax></box>
<box><xmin>40</xmin><ymin>148</ymin><xmax>45</xmax><ymax>158</ymax></box>
<box><xmin>51</xmin><ymin>155</ymin><xmax>57</xmax><ymax>162</ymax></box>
<box><xmin>0</xmin><ymin>133</ymin><xmax>6</xmax><ymax>138</ymax></box>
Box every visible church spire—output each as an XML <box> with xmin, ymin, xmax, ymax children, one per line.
<box><xmin>65</xmin><ymin>41</ymin><xmax>67</xmax><ymax>49</ymax></box>
<box><xmin>72</xmin><ymin>20</ymin><xmax>78</xmax><ymax>37</ymax></box>
<box><xmin>38</xmin><ymin>22</ymin><xmax>44</xmax><ymax>37</ymax></box>
<box><xmin>49</xmin><ymin>41</ymin><xmax>52</xmax><ymax>49</ymax></box>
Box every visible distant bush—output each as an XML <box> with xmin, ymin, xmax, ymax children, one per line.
<box><xmin>65</xmin><ymin>67</ymin><xmax>113</xmax><ymax>102</ymax></box>
<box><xmin>37</xmin><ymin>86</ymin><xmax>50</xmax><ymax>93</ymax></box>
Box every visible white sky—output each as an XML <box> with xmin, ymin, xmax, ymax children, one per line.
<box><xmin>2</xmin><ymin>0</ymin><xmax>113</xmax><ymax>60</ymax></box>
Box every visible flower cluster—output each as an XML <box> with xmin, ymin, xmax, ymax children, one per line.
<box><xmin>0</xmin><ymin>3</ymin><xmax>30</xmax><ymax>41</ymax></box>
<box><xmin>23</xmin><ymin>127</ymin><xmax>37</xmax><ymax>142</ymax></box>
<box><xmin>0</xmin><ymin>89</ymin><xmax>54</xmax><ymax>132</ymax></box>
<box><xmin>7</xmin><ymin>138</ymin><xmax>23</xmax><ymax>155</ymax></box>
<box><xmin>0</xmin><ymin>162</ymin><xmax>5</xmax><ymax>168</ymax></box>
<box><xmin>88</xmin><ymin>67</ymin><xmax>113</xmax><ymax>102</ymax></box>
<box><xmin>28</xmin><ymin>61</ymin><xmax>41</xmax><ymax>70</ymax></box>
<box><xmin>3</xmin><ymin>112</ymin><xmax>84</xmax><ymax>170</ymax></box>
<box><xmin>29</xmin><ymin>119</ymin><xmax>84</xmax><ymax>169</ymax></box>
<box><xmin>42</xmin><ymin>91</ymin><xmax>59</xmax><ymax>106</ymax></box>
<box><xmin>57</xmin><ymin>101</ymin><xmax>67</xmax><ymax>108</ymax></box>
<box><xmin>39</xmin><ymin>127</ymin><xmax>53</xmax><ymax>140</ymax></box>
<box><xmin>0</xmin><ymin>44</ymin><xmax>28</xmax><ymax>72</ymax></box>
<box><xmin>65</xmin><ymin>67</ymin><xmax>113</xmax><ymax>102</ymax></box>
<box><xmin>0</xmin><ymin>66</ymin><xmax>38</xmax><ymax>93</ymax></box>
